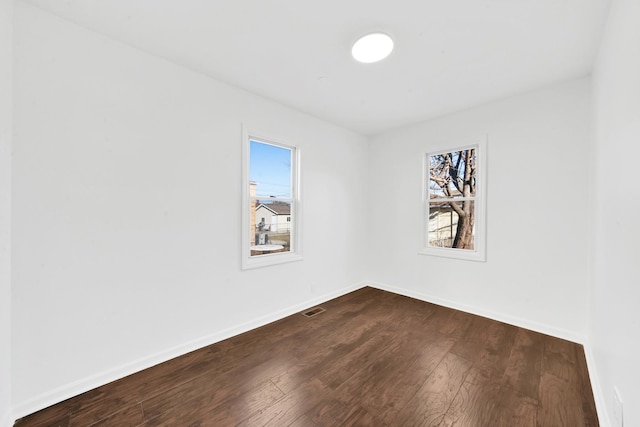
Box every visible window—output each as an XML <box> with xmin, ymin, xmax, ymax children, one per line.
<box><xmin>420</xmin><ymin>139</ymin><xmax>486</xmax><ymax>261</ymax></box>
<box><xmin>242</xmin><ymin>128</ymin><xmax>301</xmax><ymax>269</ymax></box>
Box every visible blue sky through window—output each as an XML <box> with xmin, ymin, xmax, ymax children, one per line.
<box><xmin>250</xmin><ymin>140</ymin><xmax>292</xmax><ymax>198</ymax></box>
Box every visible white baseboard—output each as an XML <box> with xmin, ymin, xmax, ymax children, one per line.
<box><xmin>365</xmin><ymin>281</ymin><xmax>587</xmax><ymax>344</ymax></box>
<box><xmin>582</xmin><ymin>343</ymin><xmax>611</xmax><ymax>427</ymax></box>
<box><xmin>12</xmin><ymin>281</ymin><xmax>367</xmax><ymax>421</ymax></box>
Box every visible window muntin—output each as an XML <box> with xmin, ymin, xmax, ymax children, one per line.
<box><xmin>421</xmin><ymin>141</ymin><xmax>486</xmax><ymax>261</ymax></box>
<box><xmin>242</xmin><ymin>131</ymin><xmax>301</xmax><ymax>269</ymax></box>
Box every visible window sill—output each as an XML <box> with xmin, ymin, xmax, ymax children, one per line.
<box><xmin>418</xmin><ymin>247</ymin><xmax>486</xmax><ymax>262</ymax></box>
<box><xmin>242</xmin><ymin>252</ymin><xmax>303</xmax><ymax>270</ymax></box>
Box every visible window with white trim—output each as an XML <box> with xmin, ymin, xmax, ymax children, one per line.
<box><xmin>420</xmin><ymin>140</ymin><xmax>486</xmax><ymax>261</ymax></box>
<box><xmin>242</xmin><ymin>130</ymin><xmax>302</xmax><ymax>269</ymax></box>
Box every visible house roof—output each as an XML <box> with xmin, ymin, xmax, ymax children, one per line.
<box><xmin>256</xmin><ymin>202</ymin><xmax>291</xmax><ymax>215</ymax></box>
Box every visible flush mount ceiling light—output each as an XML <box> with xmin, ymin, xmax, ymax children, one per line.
<box><xmin>351</xmin><ymin>32</ymin><xmax>394</xmax><ymax>63</ymax></box>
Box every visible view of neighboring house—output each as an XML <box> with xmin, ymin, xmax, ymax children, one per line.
<box><xmin>255</xmin><ymin>201</ymin><xmax>291</xmax><ymax>233</ymax></box>
<box><xmin>428</xmin><ymin>203</ymin><xmax>458</xmax><ymax>247</ymax></box>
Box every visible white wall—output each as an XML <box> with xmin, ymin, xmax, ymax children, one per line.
<box><xmin>591</xmin><ymin>1</ymin><xmax>640</xmax><ymax>426</ymax></box>
<box><xmin>367</xmin><ymin>79</ymin><xmax>592</xmax><ymax>342</ymax></box>
<box><xmin>11</xmin><ymin>3</ymin><xmax>369</xmax><ymax>416</ymax></box>
<box><xmin>10</xmin><ymin>3</ymin><xmax>629</xmax><ymax>426</ymax></box>
<box><xmin>0</xmin><ymin>0</ymin><xmax>12</xmax><ymax>425</ymax></box>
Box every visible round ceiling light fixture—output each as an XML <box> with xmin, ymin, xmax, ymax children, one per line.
<box><xmin>351</xmin><ymin>32</ymin><xmax>394</xmax><ymax>63</ymax></box>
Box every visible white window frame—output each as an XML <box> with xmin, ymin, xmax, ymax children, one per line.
<box><xmin>241</xmin><ymin>127</ymin><xmax>302</xmax><ymax>269</ymax></box>
<box><xmin>419</xmin><ymin>137</ymin><xmax>487</xmax><ymax>262</ymax></box>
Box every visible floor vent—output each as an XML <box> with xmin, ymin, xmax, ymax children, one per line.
<box><xmin>302</xmin><ymin>307</ymin><xmax>326</xmax><ymax>318</ymax></box>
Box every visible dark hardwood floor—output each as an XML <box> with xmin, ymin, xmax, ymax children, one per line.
<box><xmin>15</xmin><ymin>287</ymin><xmax>598</xmax><ymax>426</ymax></box>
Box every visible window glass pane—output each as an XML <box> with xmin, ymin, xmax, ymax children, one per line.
<box><xmin>428</xmin><ymin>201</ymin><xmax>475</xmax><ymax>249</ymax></box>
<box><xmin>251</xmin><ymin>199</ymin><xmax>292</xmax><ymax>256</ymax></box>
<box><xmin>428</xmin><ymin>149</ymin><xmax>476</xmax><ymax>199</ymax></box>
<box><xmin>250</xmin><ymin>140</ymin><xmax>292</xmax><ymax>198</ymax></box>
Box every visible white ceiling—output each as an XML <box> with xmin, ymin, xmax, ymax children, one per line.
<box><xmin>22</xmin><ymin>0</ymin><xmax>610</xmax><ymax>136</ymax></box>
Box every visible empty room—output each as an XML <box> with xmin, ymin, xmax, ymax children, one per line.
<box><xmin>1</xmin><ymin>0</ymin><xmax>639</xmax><ymax>426</ymax></box>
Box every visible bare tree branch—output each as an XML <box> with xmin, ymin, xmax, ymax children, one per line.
<box><xmin>428</xmin><ymin>148</ymin><xmax>477</xmax><ymax>249</ymax></box>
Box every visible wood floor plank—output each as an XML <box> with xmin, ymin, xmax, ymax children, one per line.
<box><xmin>542</xmin><ymin>334</ymin><xmax>579</xmax><ymax>382</ymax></box>
<box><xmin>308</xmin><ymin>396</ymin><xmax>375</xmax><ymax>427</ymax></box>
<box><xmin>470</xmin><ymin>321</ymin><xmax>518</xmax><ymax>380</ymax></box>
<box><xmin>284</xmin><ymin>414</ymin><xmax>318</xmax><ymax>427</ymax></box>
<box><xmin>537</xmin><ymin>372</ymin><xmax>585</xmax><ymax>427</ymax></box>
<box><xmin>15</xmin><ymin>287</ymin><xmax>599</xmax><ymax>427</ymax></box>
<box><xmin>236</xmin><ymin>377</ymin><xmax>329</xmax><ymax>427</ymax></box>
<box><xmin>449</xmin><ymin>315</ymin><xmax>496</xmax><ymax>362</ymax></box>
<box><xmin>438</xmin><ymin>309</ymin><xmax>473</xmax><ymax>340</ymax></box>
<box><xmin>307</xmin><ymin>297</ymin><xmax>454</xmax><ymax>424</ymax></box>
<box><xmin>141</xmin><ymin>352</ymin><xmax>296</xmax><ymax>422</ymax></box>
<box><xmin>14</xmin><ymin>406</ymin><xmax>70</xmax><ymax>427</ymax></box>
<box><xmin>64</xmin><ymin>341</ymin><xmax>238</xmax><ymax>425</ymax></box>
<box><xmin>442</xmin><ymin>369</ymin><xmax>537</xmax><ymax>427</ymax></box>
<box><xmin>143</xmin><ymin>379</ymin><xmax>283</xmax><ymax>427</ymax></box>
<box><xmin>268</xmin><ymin>320</ymin><xmax>385</xmax><ymax>394</ymax></box>
<box><xmin>492</xmin><ymin>392</ymin><xmax>538</xmax><ymax>427</ymax></box>
<box><xmin>360</xmin><ymin>336</ymin><xmax>456</xmax><ymax>423</ymax></box>
<box><xmin>396</xmin><ymin>352</ymin><xmax>473</xmax><ymax>427</ymax></box>
<box><xmin>77</xmin><ymin>403</ymin><xmax>143</xmax><ymax>427</ymax></box>
<box><xmin>503</xmin><ymin>328</ymin><xmax>544</xmax><ymax>399</ymax></box>
<box><xmin>420</xmin><ymin>306</ymin><xmax>458</xmax><ymax>336</ymax></box>
<box><xmin>306</xmin><ymin>335</ymin><xmax>411</xmax><ymax>424</ymax></box>
<box><xmin>540</xmin><ymin>335</ymin><xmax>599</xmax><ymax>427</ymax></box>
<box><xmin>315</xmin><ymin>294</ymin><xmax>438</xmax><ymax>391</ymax></box>
<box><xmin>315</xmin><ymin>327</ymin><xmax>397</xmax><ymax>389</ymax></box>
<box><xmin>339</xmin><ymin>405</ymin><xmax>377</xmax><ymax>427</ymax></box>
<box><xmin>268</xmin><ymin>359</ymin><xmax>311</xmax><ymax>396</ymax></box>
<box><xmin>268</xmin><ymin>295</ymin><xmax>408</xmax><ymax>394</ymax></box>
